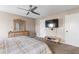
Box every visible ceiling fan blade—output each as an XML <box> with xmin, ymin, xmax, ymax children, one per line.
<box><xmin>26</xmin><ymin>12</ymin><xmax>30</xmax><ymax>15</ymax></box>
<box><xmin>31</xmin><ymin>7</ymin><xmax>37</xmax><ymax>11</ymax></box>
<box><xmin>17</xmin><ymin>7</ymin><xmax>28</xmax><ymax>11</ymax></box>
<box><xmin>31</xmin><ymin>11</ymin><xmax>40</xmax><ymax>15</ymax></box>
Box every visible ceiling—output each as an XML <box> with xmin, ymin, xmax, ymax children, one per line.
<box><xmin>0</xmin><ymin>5</ymin><xmax>79</xmax><ymax>19</ymax></box>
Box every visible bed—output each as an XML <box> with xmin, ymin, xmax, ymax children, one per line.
<box><xmin>0</xmin><ymin>36</ymin><xmax>52</xmax><ymax>54</ymax></box>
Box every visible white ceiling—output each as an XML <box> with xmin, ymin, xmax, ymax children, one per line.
<box><xmin>0</xmin><ymin>5</ymin><xmax>79</xmax><ymax>19</ymax></box>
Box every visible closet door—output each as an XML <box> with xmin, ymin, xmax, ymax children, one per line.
<box><xmin>65</xmin><ymin>13</ymin><xmax>79</xmax><ymax>47</ymax></box>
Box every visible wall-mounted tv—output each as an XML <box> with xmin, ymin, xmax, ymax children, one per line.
<box><xmin>45</xmin><ymin>19</ymin><xmax>59</xmax><ymax>28</ymax></box>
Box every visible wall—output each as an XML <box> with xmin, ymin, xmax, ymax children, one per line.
<box><xmin>0</xmin><ymin>11</ymin><xmax>35</xmax><ymax>39</ymax></box>
<box><xmin>35</xmin><ymin>19</ymin><xmax>46</xmax><ymax>37</ymax></box>
<box><xmin>35</xmin><ymin>7</ymin><xmax>79</xmax><ymax>43</ymax></box>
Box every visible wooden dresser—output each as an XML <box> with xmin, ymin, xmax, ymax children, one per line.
<box><xmin>8</xmin><ymin>31</ymin><xmax>29</xmax><ymax>37</ymax></box>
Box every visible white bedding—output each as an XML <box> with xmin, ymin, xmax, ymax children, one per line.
<box><xmin>0</xmin><ymin>36</ymin><xmax>52</xmax><ymax>54</ymax></box>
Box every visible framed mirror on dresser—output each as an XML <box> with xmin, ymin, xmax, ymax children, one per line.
<box><xmin>8</xmin><ymin>19</ymin><xmax>29</xmax><ymax>37</ymax></box>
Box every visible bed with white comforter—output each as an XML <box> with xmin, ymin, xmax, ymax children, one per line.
<box><xmin>0</xmin><ymin>36</ymin><xmax>52</xmax><ymax>54</ymax></box>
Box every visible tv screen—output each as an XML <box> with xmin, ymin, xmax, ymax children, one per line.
<box><xmin>45</xmin><ymin>19</ymin><xmax>59</xmax><ymax>28</ymax></box>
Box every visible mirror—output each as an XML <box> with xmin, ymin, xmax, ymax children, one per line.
<box><xmin>14</xmin><ymin>19</ymin><xmax>26</xmax><ymax>31</ymax></box>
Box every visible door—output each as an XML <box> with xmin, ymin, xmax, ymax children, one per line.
<box><xmin>65</xmin><ymin>13</ymin><xmax>79</xmax><ymax>47</ymax></box>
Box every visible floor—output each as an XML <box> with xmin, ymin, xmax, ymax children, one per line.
<box><xmin>34</xmin><ymin>37</ymin><xmax>79</xmax><ymax>54</ymax></box>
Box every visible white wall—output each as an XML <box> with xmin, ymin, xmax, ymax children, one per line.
<box><xmin>0</xmin><ymin>11</ymin><xmax>35</xmax><ymax>39</ymax></box>
<box><xmin>35</xmin><ymin>19</ymin><xmax>46</xmax><ymax>37</ymax></box>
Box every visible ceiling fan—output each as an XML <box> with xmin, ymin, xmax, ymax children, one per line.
<box><xmin>18</xmin><ymin>5</ymin><xmax>40</xmax><ymax>15</ymax></box>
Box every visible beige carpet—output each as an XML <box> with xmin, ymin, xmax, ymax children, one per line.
<box><xmin>34</xmin><ymin>37</ymin><xmax>79</xmax><ymax>54</ymax></box>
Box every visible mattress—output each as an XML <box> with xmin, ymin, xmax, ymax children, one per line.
<box><xmin>0</xmin><ymin>36</ymin><xmax>52</xmax><ymax>54</ymax></box>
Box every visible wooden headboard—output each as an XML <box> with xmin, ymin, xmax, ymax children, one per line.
<box><xmin>8</xmin><ymin>31</ymin><xmax>29</xmax><ymax>38</ymax></box>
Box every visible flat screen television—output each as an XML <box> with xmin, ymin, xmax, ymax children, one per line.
<box><xmin>45</xmin><ymin>19</ymin><xmax>59</xmax><ymax>28</ymax></box>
